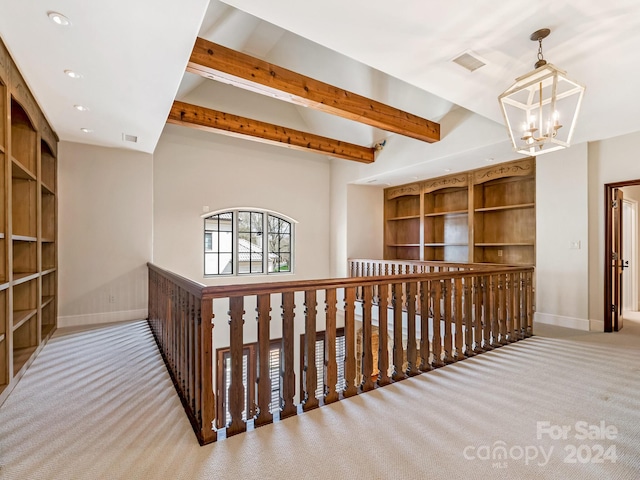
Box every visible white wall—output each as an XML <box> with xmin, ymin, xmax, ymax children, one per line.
<box><xmin>153</xmin><ymin>124</ymin><xmax>332</xmax><ymax>284</ymax></box>
<box><xmin>588</xmin><ymin>130</ymin><xmax>640</xmax><ymax>330</ymax></box>
<box><xmin>347</xmin><ymin>184</ymin><xmax>384</xmax><ymax>266</ymax></box>
<box><xmin>535</xmin><ymin>144</ymin><xmax>590</xmax><ymax>330</ymax></box>
<box><xmin>329</xmin><ymin>161</ymin><xmax>384</xmax><ymax>278</ymax></box>
<box><xmin>58</xmin><ymin>141</ymin><xmax>153</xmax><ymax>326</ymax></box>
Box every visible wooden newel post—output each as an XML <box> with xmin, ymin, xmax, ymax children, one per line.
<box><xmin>343</xmin><ymin>287</ymin><xmax>358</xmax><ymax>397</ymax></box>
<box><xmin>508</xmin><ymin>272</ymin><xmax>518</xmax><ymax>342</ymax></box>
<box><xmin>255</xmin><ymin>294</ymin><xmax>273</xmax><ymax>427</ymax></box>
<box><xmin>513</xmin><ymin>272</ymin><xmax>522</xmax><ymax>341</ymax></box>
<box><xmin>419</xmin><ymin>280</ymin><xmax>432</xmax><ymax>371</ymax></box>
<box><xmin>280</xmin><ymin>292</ymin><xmax>297</xmax><ymax>419</ymax></box>
<box><xmin>406</xmin><ymin>282</ymin><xmax>420</xmax><ymax>376</ymax></box>
<box><xmin>463</xmin><ymin>279</ymin><xmax>474</xmax><ymax>357</ymax></box>
<box><xmin>454</xmin><ymin>278</ymin><xmax>464</xmax><ymax>358</ymax></box>
<box><xmin>442</xmin><ymin>279</ymin><xmax>453</xmax><ymax>364</ymax></box>
<box><xmin>392</xmin><ymin>283</ymin><xmax>407</xmax><ymax>381</ymax></box>
<box><xmin>482</xmin><ymin>275</ymin><xmax>493</xmax><ymax>350</ymax></box>
<box><xmin>324</xmin><ymin>288</ymin><xmax>339</xmax><ymax>404</ymax></box>
<box><xmin>498</xmin><ymin>274</ymin><xmax>508</xmax><ymax>345</ymax></box>
<box><xmin>302</xmin><ymin>290</ymin><xmax>319</xmax><ymax>411</ymax></box>
<box><xmin>489</xmin><ymin>275</ymin><xmax>499</xmax><ymax>348</ymax></box>
<box><xmin>360</xmin><ymin>285</ymin><xmax>375</xmax><ymax>391</ymax></box>
<box><xmin>226</xmin><ymin>296</ymin><xmax>246</xmax><ymax>437</ymax></box>
<box><xmin>473</xmin><ymin>275</ymin><xmax>484</xmax><ymax>353</ymax></box>
<box><xmin>199</xmin><ymin>296</ymin><xmax>216</xmax><ymax>444</ymax></box>
<box><xmin>377</xmin><ymin>283</ymin><xmax>391</xmax><ymax>385</ymax></box>
<box><xmin>432</xmin><ymin>281</ymin><xmax>444</xmax><ymax>368</ymax></box>
<box><xmin>525</xmin><ymin>271</ymin><xmax>533</xmax><ymax>336</ymax></box>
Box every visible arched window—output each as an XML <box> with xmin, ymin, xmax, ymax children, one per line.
<box><xmin>204</xmin><ymin>209</ymin><xmax>294</xmax><ymax>276</ymax></box>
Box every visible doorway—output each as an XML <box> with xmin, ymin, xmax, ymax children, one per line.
<box><xmin>604</xmin><ymin>179</ymin><xmax>640</xmax><ymax>332</ymax></box>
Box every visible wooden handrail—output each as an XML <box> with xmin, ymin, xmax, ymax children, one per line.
<box><xmin>148</xmin><ymin>262</ymin><xmax>205</xmax><ymax>297</ymax></box>
<box><xmin>147</xmin><ymin>261</ymin><xmax>534</xmax><ymax>446</ymax></box>
<box><xmin>199</xmin><ymin>266</ymin><xmax>531</xmax><ymax>299</ymax></box>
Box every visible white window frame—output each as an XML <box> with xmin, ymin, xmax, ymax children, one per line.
<box><xmin>203</xmin><ymin>207</ymin><xmax>296</xmax><ymax>277</ymax></box>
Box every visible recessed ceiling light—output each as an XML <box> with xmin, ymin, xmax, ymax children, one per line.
<box><xmin>122</xmin><ymin>133</ymin><xmax>138</xmax><ymax>143</ymax></box>
<box><xmin>48</xmin><ymin>11</ymin><xmax>71</xmax><ymax>26</ymax></box>
<box><xmin>444</xmin><ymin>168</ymin><xmax>452</xmax><ymax>172</ymax></box>
<box><xmin>64</xmin><ymin>70</ymin><xmax>82</xmax><ymax>79</ymax></box>
<box><xmin>486</xmin><ymin>157</ymin><xmax>495</xmax><ymax>162</ymax></box>
<box><xmin>74</xmin><ymin>105</ymin><xmax>89</xmax><ymax>112</ymax></box>
<box><xmin>80</xmin><ymin>128</ymin><xmax>93</xmax><ymax>133</ymax></box>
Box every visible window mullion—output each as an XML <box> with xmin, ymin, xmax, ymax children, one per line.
<box><xmin>263</xmin><ymin>215</ymin><xmax>268</xmax><ymax>274</ymax></box>
<box><xmin>232</xmin><ymin>211</ymin><xmax>237</xmax><ymax>276</ymax></box>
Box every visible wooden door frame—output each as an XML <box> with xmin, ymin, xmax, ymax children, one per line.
<box><xmin>604</xmin><ymin>179</ymin><xmax>640</xmax><ymax>332</ymax></box>
<box><xmin>622</xmin><ymin>198</ymin><xmax>638</xmax><ymax>312</ymax></box>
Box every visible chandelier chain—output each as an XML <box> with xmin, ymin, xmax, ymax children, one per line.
<box><xmin>537</xmin><ymin>38</ymin><xmax>544</xmax><ymax>62</ymax></box>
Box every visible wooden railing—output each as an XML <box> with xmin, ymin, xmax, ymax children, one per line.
<box><xmin>349</xmin><ymin>258</ymin><xmax>505</xmax><ymax>276</ymax></box>
<box><xmin>147</xmin><ymin>265</ymin><xmax>215</xmax><ymax>445</ymax></box>
<box><xmin>148</xmin><ymin>261</ymin><xmax>534</xmax><ymax>445</ymax></box>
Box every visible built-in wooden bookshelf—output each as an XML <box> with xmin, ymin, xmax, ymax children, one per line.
<box><xmin>422</xmin><ymin>173</ymin><xmax>469</xmax><ymax>262</ymax></box>
<box><xmin>384</xmin><ymin>158</ymin><xmax>535</xmax><ymax>265</ymax></box>
<box><xmin>0</xmin><ymin>36</ymin><xmax>58</xmax><ymax>406</ymax></box>
<box><xmin>384</xmin><ymin>183</ymin><xmax>421</xmax><ymax>260</ymax></box>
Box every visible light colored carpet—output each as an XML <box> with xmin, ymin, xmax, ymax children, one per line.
<box><xmin>0</xmin><ymin>319</ymin><xmax>639</xmax><ymax>479</ymax></box>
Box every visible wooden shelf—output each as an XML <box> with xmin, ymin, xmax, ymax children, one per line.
<box><xmin>475</xmin><ymin>203</ymin><xmax>534</xmax><ymax>212</ymax></box>
<box><xmin>12</xmin><ymin>234</ymin><xmax>37</xmax><ymax>242</ymax></box>
<box><xmin>41</xmin><ymin>324</ymin><xmax>55</xmax><ymax>340</ymax></box>
<box><xmin>475</xmin><ymin>243</ymin><xmax>534</xmax><ymax>247</ymax></box>
<box><xmin>41</xmin><ymin>296</ymin><xmax>54</xmax><ymax>308</ymax></box>
<box><xmin>13</xmin><ymin>309</ymin><xmax>37</xmax><ymax>331</ymax></box>
<box><xmin>0</xmin><ymin>282</ymin><xmax>9</xmax><ymax>292</ymax></box>
<box><xmin>11</xmin><ymin>156</ymin><xmax>36</xmax><ymax>181</ymax></box>
<box><xmin>386</xmin><ymin>243</ymin><xmax>421</xmax><ymax>247</ymax></box>
<box><xmin>41</xmin><ymin>268</ymin><xmax>57</xmax><ymax>276</ymax></box>
<box><xmin>13</xmin><ymin>272</ymin><xmax>39</xmax><ymax>285</ymax></box>
<box><xmin>387</xmin><ymin>215</ymin><xmax>420</xmax><ymax>221</ymax></box>
<box><xmin>0</xmin><ymin>144</ymin><xmax>4</xmax><ymax>154</ymax></box>
<box><xmin>425</xmin><ymin>243</ymin><xmax>468</xmax><ymax>247</ymax></box>
<box><xmin>41</xmin><ymin>181</ymin><xmax>55</xmax><ymax>195</ymax></box>
<box><xmin>424</xmin><ymin>209</ymin><xmax>468</xmax><ymax>217</ymax></box>
<box><xmin>0</xmin><ymin>333</ymin><xmax>5</xmax><ymax>343</ymax></box>
<box><xmin>13</xmin><ymin>346</ymin><xmax>37</xmax><ymax>376</ymax></box>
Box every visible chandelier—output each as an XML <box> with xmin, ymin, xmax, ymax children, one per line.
<box><xmin>499</xmin><ymin>28</ymin><xmax>585</xmax><ymax>156</ymax></box>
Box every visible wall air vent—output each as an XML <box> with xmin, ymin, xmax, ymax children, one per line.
<box><xmin>451</xmin><ymin>50</ymin><xmax>486</xmax><ymax>72</ymax></box>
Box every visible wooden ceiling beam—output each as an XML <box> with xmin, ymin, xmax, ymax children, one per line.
<box><xmin>168</xmin><ymin>101</ymin><xmax>375</xmax><ymax>164</ymax></box>
<box><xmin>187</xmin><ymin>37</ymin><xmax>440</xmax><ymax>144</ymax></box>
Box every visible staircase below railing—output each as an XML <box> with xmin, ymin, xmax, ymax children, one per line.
<box><xmin>148</xmin><ymin>260</ymin><xmax>534</xmax><ymax>445</ymax></box>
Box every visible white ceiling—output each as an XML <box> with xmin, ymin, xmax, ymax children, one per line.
<box><xmin>2</xmin><ymin>0</ymin><xmax>640</xmax><ymax>184</ymax></box>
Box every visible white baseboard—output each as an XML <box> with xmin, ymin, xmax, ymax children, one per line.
<box><xmin>58</xmin><ymin>309</ymin><xmax>148</xmax><ymax>328</ymax></box>
<box><xmin>589</xmin><ymin>319</ymin><xmax>605</xmax><ymax>332</ymax></box>
<box><xmin>534</xmin><ymin>312</ymin><xmax>591</xmax><ymax>331</ymax></box>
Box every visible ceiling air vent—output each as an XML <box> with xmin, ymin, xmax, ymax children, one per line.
<box><xmin>122</xmin><ymin>133</ymin><xmax>138</xmax><ymax>143</ymax></box>
<box><xmin>451</xmin><ymin>50</ymin><xmax>486</xmax><ymax>72</ymax></box>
